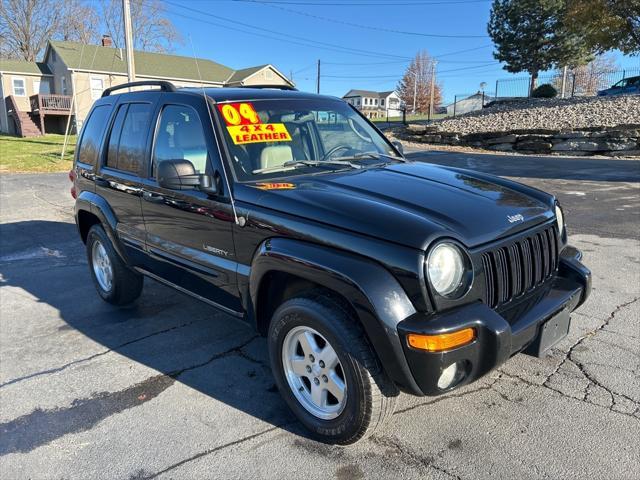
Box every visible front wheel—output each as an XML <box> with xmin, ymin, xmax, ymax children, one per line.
<box><xmin>268</xmin><ymin>295</ymin><xmax>398</xmax><ymax>444</ymax></box>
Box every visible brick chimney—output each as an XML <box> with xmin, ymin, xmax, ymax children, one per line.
<box><xmin>101</xmin><ymin>35</ymin><xmax>112</xmax><ymax>47</ymax></box>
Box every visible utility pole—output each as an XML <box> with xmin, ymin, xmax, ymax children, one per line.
<box><xmin>412</xmin><ymin>73</ymin><xmax>417</xmax><ymax>115</ymax></box>
<box><xmin>123</xmin><ymin>0</ymin><xmax>136</xmax><ymax>83</ymax></box>
<box><xmin>428</xmin><ymin>61</ymin><xmax>437</xmax><ymax>121</ymax></box>
<box><xmin>316</xmin><ymin>59</ymin><xmax>320</xmax><ymax>94</ymax></box>
<box><xmin>560</xmin><ymin>65</ymin><xmax>568</xmax><ymax>98</ymax></box>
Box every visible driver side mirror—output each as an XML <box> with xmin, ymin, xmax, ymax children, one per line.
<box><xmin>157</xmin><ymin>159</ymin><xmax>217</xmax><ymax>195</ymax></box>
<box><xmin>392</xmin><ymin>140</ymin><xmax>404</xmax><ymax>155</ymax></box>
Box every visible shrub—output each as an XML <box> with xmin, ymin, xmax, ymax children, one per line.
<box><xmin>531</xmin><ymin>84</ymin><xmax>557</xmax><ymax>98</ymax></box>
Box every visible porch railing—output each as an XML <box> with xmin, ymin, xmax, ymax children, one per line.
<box><xmin>30</xmin><ymin>94</ymin><xmax>72</xmax><ymax>113</ymax></box>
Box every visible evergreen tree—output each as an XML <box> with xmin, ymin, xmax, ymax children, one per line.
<box><xmin>488</xmin><ymin>0</ymin><xmax>592</xmax><ymax>92</ymax></box>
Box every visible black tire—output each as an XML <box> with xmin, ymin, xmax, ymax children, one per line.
<box><xmin>268</xmin><ymin>294</ymin><xmax>398</xmax><ymax>444</ymax></box>
<box><xmin>86</xmin><ymin>224</ymin><xmax>143</xmax><ymax>306</ymax></box>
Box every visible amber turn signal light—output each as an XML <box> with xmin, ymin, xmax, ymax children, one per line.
<box><xmin>407</xmin><ymin>328</ymin><xmax>476</xmax><ymax>352</ymax></box>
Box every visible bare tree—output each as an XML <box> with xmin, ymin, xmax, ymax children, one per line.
<box><xmin>553</xmin><ymin>54</ymin><xmax>619</xmax><ymax>95</ymax></box>
<box><xmin>0</xmin><ymin>0</ymin><xmax>100</xmax><ymax>60</ymax></box>
<box><xmin>100</xmin><ymin>0</ymin><xmax>181</xmax><ymax>52</ymax></box>
<box><xmin>396</xmin><ymin>51</ymin><xmax>442</xmax><ymax>114</ymax></box>
<box><xmin>1</xmin><ymin>0</ymin><xmax>61</xmax><ymax>60</ymax></box>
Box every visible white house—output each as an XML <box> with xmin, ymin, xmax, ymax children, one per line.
<box><xmin>342</xmin><ymin>89</ymin><xmax>402</xmax><ymax>119</ymax></box>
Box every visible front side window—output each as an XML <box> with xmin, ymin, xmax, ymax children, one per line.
<box><xmin>153</xmin><ymin>104</ymin><xmax>208</xmax><ymax>175</ymax></box>
<box><xmin>77</xmin><ymin>105</ymin><xmax>111</xmax><ymax>165</ymax></box>
<box><xmin>216</xmin><ymin>98</ymin><xmax>399</xmax><ymax>181</ymax></box>
<box><xmin>12</xmin><ymin>78</ymin><xmax>26</xmax><ymax>96</ymax></box>
<box><xmin>90</xmin><ymin>77</ymin><xmax>104</xmax><ymax>100</ymax></box>
<box><xmin>105</xmin><ymin>103</ymin><xmax>152</xmax><ymax>173</ymax></box>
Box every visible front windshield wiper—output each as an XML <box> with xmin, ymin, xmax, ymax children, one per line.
<box><xmin>252</xmin><ymin>159</ymin><xmax>363</xmax><ymax>175</ymax></box>
<box><xmin>351</xmin><ymin>152</ymin><xmax>408</xmax><ymax>163</ymax></box>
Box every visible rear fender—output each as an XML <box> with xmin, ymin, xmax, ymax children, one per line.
<box><xmin>75</xmin><ymin>191</ymin><xmax>127</xmax><ymax>261</ymax></box>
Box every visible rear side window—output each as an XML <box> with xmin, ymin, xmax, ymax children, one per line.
<box><xmin>77</xmin><ymin>105</ymin><xmax>110</xmax><ymax>165</ymax></box>
<box><xmin>105</xmin><ymin>103</ymin><xmax>152</xmax><ymax>174</ymax></box>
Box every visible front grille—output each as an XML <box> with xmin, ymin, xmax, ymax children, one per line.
<box><xmin>481</xmin><ymin>225</ymin><xmax>559</xmax><ymax>309</ymax></box>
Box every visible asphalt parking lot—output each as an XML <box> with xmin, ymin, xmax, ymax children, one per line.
<box><xmin>1</xmin><ymin>150</ymin><xmax>639</xmax><ymax>479</ymax></box>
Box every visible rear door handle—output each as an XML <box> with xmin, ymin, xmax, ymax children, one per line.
<box><xmin>95</xmin><ymin>177</ymin><xmax>109</xmax><ymax>187</ymax></box>
<box><xmin>142</xmin><ymin>191</ymin><xmax>164</xmax><ymax>203</ymax></box>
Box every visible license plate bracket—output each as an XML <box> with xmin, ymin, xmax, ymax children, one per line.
<box><xmin>526</xmin><ymin>309</ymin><xmax>571</xmax><ymax>357</ymax></box>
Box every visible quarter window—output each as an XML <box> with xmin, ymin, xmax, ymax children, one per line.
<box><xmin>105</xmin><ymin>103</ymin><xmax>152</xmax><ymax>173</ymax></box>
<box><xmin>12</xmin><ymin>78</ymin><xmax>26</xmax><ymax>96</ymax></box>
<box><xmin>77</xmin><ymin>105</ymin><xmax>111</xmax><ymax>165</ymax></box>
<box><xmin>153</xmin><ymin>104</ymin><xmax>208</xmax><ymax>175</ymax></box>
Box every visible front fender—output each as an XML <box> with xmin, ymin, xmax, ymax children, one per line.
<box><xmin>75</xmin><ymin>191</ymin><xmax>127</xmax><ymax>261</ymax></box>
<box><xmin>250</xmin><ymin>237</ymin><xmax>423</xmax><ymax>395</ymax></box>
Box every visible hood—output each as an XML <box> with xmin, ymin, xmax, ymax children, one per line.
<box><xmin>240</xmin><ymin>162</ymin><xmax>555</xmax><ymax>250</ymax></box>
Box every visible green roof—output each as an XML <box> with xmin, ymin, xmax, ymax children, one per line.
<box><xmin>0</xmin><ymin>60</ymin><xmax>52</xmax><ymax>75</ymax></box>
<box><xmin>226</xmin><ymin>65</ymin><xmax>268</xmax><ymax>84</ymax></box>
<box><xmin>49</xmin><ymin>40</ymin><xmax>233</xmax><ymax>83</ymax></box>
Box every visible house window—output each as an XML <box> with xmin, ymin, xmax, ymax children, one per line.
<box><xmin>61</xmin><ymin>76</ymin><xmax>67</xmax><ymax>95</ymax></box>
<box><xmin>90</xmin><ymin>77</ymin><xmax>104</xmax><ymax>100</ymax></box>
<box><xmin>381</xmin><ymin>98</ymin><xmax>385</xmax><ymax>106</ymax></box>
<box><xmin>12</xmin><ymin>78</ymin><xmax>26</xmax><ymax>97</ymax></box>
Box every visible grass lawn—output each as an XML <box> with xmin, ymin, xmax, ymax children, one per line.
<box><xmin>0</xmin><ymin>134</ymin><xmax>76</xmax><ymax>173</ymax></box>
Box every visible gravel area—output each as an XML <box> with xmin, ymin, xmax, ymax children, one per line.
<box><xmin>432</xmin><ymin>95</ymin><xmax>640</xmax><ymax>134</ymax></box>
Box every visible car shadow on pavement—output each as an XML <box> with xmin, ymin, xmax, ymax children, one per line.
<box><xmin>0</xmin><ymin>220</ymin><xmax>312</xmax><ymax>447</ymax></box>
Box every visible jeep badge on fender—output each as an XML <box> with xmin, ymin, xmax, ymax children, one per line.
<box><xmin>71</xmin><ymin>81</ymin><xmax>591</xmax><ymax>444</ymax></box>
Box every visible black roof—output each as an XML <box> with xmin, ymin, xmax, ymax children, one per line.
<box><xmin>181</xmin><ymin>87</ymin><xmax>341</xmax><ymax>103</ymax></box>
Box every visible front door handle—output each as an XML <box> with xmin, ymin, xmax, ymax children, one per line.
<box><xmin>142</xmin><ymin>191</ymin><xmax>164</xmax><ymax>203</ymax></box>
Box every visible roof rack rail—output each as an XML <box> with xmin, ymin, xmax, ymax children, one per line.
<box><xmin>236</xmin><ymin>84</ymin><xmax>298</xmax><ymax>91</ymax></box>
<box><xmin>102</xmin><ymin>80</ymin><xmax>176</xmax><ymax>97</ymax></box>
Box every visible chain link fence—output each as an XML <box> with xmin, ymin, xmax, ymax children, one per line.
<box><xmin>494</xmin><ymin>68</ymin><xmax>639</xmax><ymax>99</ymax></box>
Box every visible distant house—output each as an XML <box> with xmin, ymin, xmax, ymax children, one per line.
<box><xmin>0</xmin><ymin>36</ymin><xmax>293</xmax><ymax>137</ymax></box>
<box><xmin>342</xmin><ymin>89</ymin><xmax>402</xmax><ymax>119</ymax></box>
<box><xmin>446</xmin><ymin>91</ymin><xmax>493</xmax><ymax>116</ymax></box>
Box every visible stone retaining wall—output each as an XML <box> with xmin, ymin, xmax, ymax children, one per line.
<box><xmin>403</xmin><ymin>124</ymin><xmax>640</xmax><ymax>156</ymax></box>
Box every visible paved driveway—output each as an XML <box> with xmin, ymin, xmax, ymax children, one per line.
<box><xmin>1</xmin><ymin>151</ymin><xmax>639</xmax><ymax>479</ymax></box>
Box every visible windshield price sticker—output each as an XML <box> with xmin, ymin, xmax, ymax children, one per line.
<box><xmin>217</xmin><ymin>102</ymin><xmax>292</xmax><ymax>145</ymax></box>
<box><xmin>227</xmin><ymin>123</ymin><xmax>292</xmax><ymax>144</ymax></box>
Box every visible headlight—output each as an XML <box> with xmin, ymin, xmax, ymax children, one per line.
<box><xmin>427</xmin><ymin>242</ymin><xmax>466</xmax><ymax>297</ymax></box>
<box><xmin>555</xmin><ymin>204</ymin><xmax>564</xmax><ymax>236</ymax></box>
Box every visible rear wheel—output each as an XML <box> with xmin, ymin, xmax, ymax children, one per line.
<box><xmin>268</xmin><ymin>295</ymin><xmax>397</xmax><ymax>444</ymax></box>
<box><xmin>86</xmin><ymin>225</ymin><xmax>143</xmax><ymax>305</ymax></box>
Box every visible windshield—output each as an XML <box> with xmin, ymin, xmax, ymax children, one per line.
<box><xmin>214</xmin><ymin>98</ymin><xmax>401</xmax><ymax>181</ymax></box>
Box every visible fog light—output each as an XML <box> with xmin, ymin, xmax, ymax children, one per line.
<box><xmin>437</xmin><ymin>362</ymin><xmax>464</xmax><ymax>390</ymax></box>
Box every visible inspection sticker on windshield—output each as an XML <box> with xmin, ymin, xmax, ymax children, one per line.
<box><xmin>217</xmin><ymin>102</ymin><xmax>292</xmax><ymax>145</ymax></box>
<box><xmin>226</xmin><ymin>123</ymin><xmax>292</xmax><ymax>145</ymax></box>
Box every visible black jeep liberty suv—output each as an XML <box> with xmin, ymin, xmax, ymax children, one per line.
<box><xmin>71</xmin><ymin>81</ymin><xmax>591</xmax><ymax>444</ymax></box>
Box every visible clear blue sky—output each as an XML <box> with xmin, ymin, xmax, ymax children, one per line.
<box><xmin>165</xmin><ymin>0</ymin><xmax>639</xmax><ymax>104</ymax></box>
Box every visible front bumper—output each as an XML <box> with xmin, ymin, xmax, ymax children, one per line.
<box><xmin>397</xmin><ymin>247</ymin><xmax>591</xmax><ymax>396</ymax></box>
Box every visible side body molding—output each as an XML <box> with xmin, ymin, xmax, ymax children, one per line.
<box><xmin>249</xmin><ymin>237</ymin><xmax>423</xmax><ymax>395</ymax></box>
<box><xmin>75</xmin><ymin>191</ymin><xmax>127</xmax><ymax>260</ymax></box>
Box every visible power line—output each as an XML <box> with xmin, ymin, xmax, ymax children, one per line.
<box><xmin>433</xmin><ymin>44</ymin><xmax>493</xmax><ymax>58</ymax></box>
<box><xmin>232</xmin><ymin>0</ymin><xmax>490</xmax><ymax>6</ymax></box>
<box><xmin>244</xmin><ymin>1</ymin><xmax>488</xmax><ymax>38</ymax></box>
<box><xmin>163</xmin><ymin>7</ymin><xmax>409</xmax><ymax>59</ymax></box>
<box><xmin>164</xmin><ymin>0</ymin><xmax>411</xmax><ymax>60</ymax></box>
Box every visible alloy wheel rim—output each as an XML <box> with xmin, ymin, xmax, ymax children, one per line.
<box><xmin>282</xmin><ymin>326</ymin><xmax>347</xmax><ymax>420</ymax></box>
<box><xmin>92</xmin><ymin>240</ymin><xmax>113</xmax><ymax>292</ymax></box>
